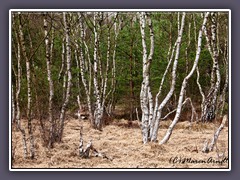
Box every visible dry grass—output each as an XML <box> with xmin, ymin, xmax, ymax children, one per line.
<box><xmin>11</xmin><ymin>118</ymin><xmax>229</xmax><ymax>169</ymax></box>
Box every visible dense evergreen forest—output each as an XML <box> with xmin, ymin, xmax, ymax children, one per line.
<box><xmin>11</xmin><ymin>11</ymin><xmax>229</xmax><ymax>167</ymax></box>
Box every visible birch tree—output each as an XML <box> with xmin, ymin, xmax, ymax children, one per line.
<box><xmin>75</xmin><ymin>12</ymin><xmax>119</xmax><ymax>130</ymax></box>
<box><xmin>18</xmin><ymin>12</ymin><xmax>35</xmax><ymax>159</ymax></box>
<box><xmin>139</xmin><ymin>12</ymin><xmax>186</xmax><ymax>143</ymax></box>
<box><xmin>92</xmin><ymin>12</ymin><xmax>104</xmax><ymax>130</ymax></box>
<box><xmin>219</xmin><ymin>38</ymin><xmax>228</xmax><ymax>116</ymax></box>
<box><xmin>200</xmin><ymin>12</ymin><xmax>221</xmax><ymax>122</ymax></box>
<box><xmin>12</xmin><ymin>14</ymin><xmax>28</xmax><ymax>158</ymax></box>
<box><xmin>43</xmin><ymin>13</ymin><xmax>55</xmax><ymax>148</ymax></box>
<box><xmin>160</xmin><ymin>12</ymin><xmax>209</xmax><ymax>144</ymax></box>
<box><xmin>76</xmin><ymin>12</ymin><xmax>94</xmax><ymax>125</ymax></box>
<box><xmin>58</xmin><ymin>12</ymin><xmax>72</xmax><ymax>141</ymax></box>
<box><xmin>107</xmin><ymin>12</ymin><xmax>121</xmax><ymax>116</ymax></box>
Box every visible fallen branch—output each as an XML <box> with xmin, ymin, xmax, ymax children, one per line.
<box><xmin>92</xmin><ymin>147</ymin><xmax>112</xmax><ymax>160</ymax></box>
<box><xmin>161</xmin><ymin>97</ymin><xmax>198</xmax><ymax>122</ymax></box>
<box><xmin>79</xmin><ymin>126</ymin><xmax>111</xmax><ymax>160</ymax></box>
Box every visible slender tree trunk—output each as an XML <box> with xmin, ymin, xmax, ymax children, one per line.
<box><xmin>18</xmin><ymin>13</ymin><xmax>35</xmax><ymax>159</ymax></box>
<box><xmin>208</xmin><ymin>115</ymin><xmax>227</xmax><ymax>151</ymax></box>
<box><xmin>210</xmin><ymin>12</ymin><xmax>221</xmax><ymax>109</ymax></box>
<box><xmin>219</xmin><ymin>38</ymin><xmax>228</xmax><ymax>116</ymax></box>
<box><xmin>58</xmin><ymin>38</ymin><xmax>65</xmax><ymax>81</ymax></box>
<box><xmin>12</xmin><ymin>85</ymin><xmax>16</xmax><ymax>123</ymax></box>
<box><xmin>13</xmin><ymin>21</ymin><xmax>28</xmax><ymax>158</ymax></box>
<box><xmin>93</xmin><ymin>12</ymin><xmax>103</xmax><ymax>130</ymax></box>
<box><xmin>58</xmin><ymin>12</ymin><xmax>72</xmax><ymax>141</ymax></box>
<box><xmin>102</xmin><ymin>19</ymin><xmax>111</xmax><ymax>111</ymax></box>
<box><xmin>83</xmin><ymin>40</ymin><xmax>92</xmax><ymax>96</ymax></box>
<box><xmin>139</xmin><ymin>12</ymin><xmax>154</xmax><ymax>144</ymax></box>
<box><xmin>160</xmin><ymin>12</ymin><xmax>209</xmax><ymax>144</ymax></box>
<box><xmin>185</xmin><ymin>21</ymin><xmax>191</xmax><ymax>74</ymax></box>
<box><xmin>201</xmin><ymin>12</ymin><xmax>221</xmax><ymax>122</ymax></box>
<box><xmin>196</xmin><ymin>66</ymin><xmax>206</xmax><ymax>121</ymax></box>
<box><xmin>43</xmin><ymin>14</ymin><xmax>55</xmax><ymax>148</ymax></box>
<box><xmin>108</xmin><ymin>12</ymin><xmax>120</xmax><ymax>116</ymax></box>
<box><xmin>77</xmin><ymin>13</ymin><xmax>94</xmax><ymax>126</ymax></box>
<box><xmin>150</xmin><ymin>13</ymin><xmax>186</xmax><ymax>142</ymax></box>
<box><xmin>129</xmin><ymin>17</ymin><xmax>135</xmax><ymax>121</ymax></box>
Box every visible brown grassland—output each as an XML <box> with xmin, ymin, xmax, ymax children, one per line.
<box><xmin>11</xmin><ymin>117</ymin><xmax>229</xmax><ymax>169</ymax></box>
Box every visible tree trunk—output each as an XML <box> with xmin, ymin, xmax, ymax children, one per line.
<box><xmin>160</xmin><ymin>12</ymin><xmax>209</xmax><ymax>144</ymax></box>
<box><xmin>139</xmin><ymin>12</ymin><xmax>154</xmax><ymax>144</ymax></box>
<box><xmin>208</xmin><ymin>115</ymin><xmax>227</xmax><ymax>151</ymax></box>
<box><xmin>93</xmin><ymin>12</ymin><xmax>103</xmax><ymax>130</ymax></box>
<box><xmin>108</xmin><ymin>12</ymin><xmax>120</xmax><ymax>116</ymax></box>
<box><xmin>43</xmin><ymin>14</ymin><xmax>55</xmax><ymax>148</ymax></box>
<box><xmin>201</xmin><ymin>12</ymin><xmax>221</xmax><ymax>122</ymax></box>
<box><xmin>219</xmin><ymin>38</ymin><xmax>228</xmax><ymax>116</ymax></box>
<box><xmin>12</xmin><ymin>85</ymin><xmax>16</xmax><ymax>123</ymax></box>
<box><xmin>202</xmin><ymin>115</ymin><xmax>228</xmax><ymax>153</ymax></box>
<box><xmin>13</xmin><ymin>18</ymin><xmax>28</xmax><ymax>158</ymax></box>
<box><xmin>58</xmin><ymin>12</ymin><xmax>72</xmax><ymax>141</ymax></box>
<box><xmin>18</xmin><ymin>13</ymin><xmax>35</xmax><ymax>159</ymax></box>
<box><xmin>77</xmin><ymin>13</ymin><xmax>94</xmax><ymax>126</ymax></box>
<box><xmin>150</xmin><ymin>13</ymin><xmax>186</xmax><ymax>142</ymax></box>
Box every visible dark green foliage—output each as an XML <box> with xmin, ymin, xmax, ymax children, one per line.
<box><xmin>11</xmin><ymin>12</ymin><xmax>229</xmax><ymax>122</ymax></box>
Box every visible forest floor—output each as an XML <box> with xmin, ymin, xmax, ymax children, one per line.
<box><xmin>11</xmin><ymin>117</ymin><xmax>229</xmax><ymax>169</ymax></box>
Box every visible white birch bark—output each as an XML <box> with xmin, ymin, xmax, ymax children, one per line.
<box><xmin>43</xmin><ymin>14</ymin><xmax>54</xmax><ymax>148</ymax></box>
<box><xmin>147</xmin><ymin>15</ymin><xmax>154</xmax><ymax>126</ymax></box>
<box><xmin>84</xmin><ymin>41</ymin><xmax>92</xmax><ymax>94</ymax></box>
<box><xmin>50</xmin><ymin>13</ymin><xmax>55</xmax><ymax>62</ymax></box>
<box><xmin>108</xmin><ymin>12</ymin><xmax>120</xmax><ymax>115</ymax></box>
<box><xmin>58</xmin><ymin>38</ymin><xmax>65</xmax><ymax>81</ymax></box>
<box><xmin>150</xmin><ymin>13</ymin><xmax>186</xmax><ymax>142</ymax></box>
<box><xmin>202</xmin><ymin>115</ymin><xmax>228</xmax><ymax>153</ymax></box>
<box><xmin>12</xmin><ymin>85</ymin><xmax>15</xmax><ymax>123</ymax></box>
<box><xmin>139</xmin><ymin>12</ymin><xmax>151</xmax><ymax>143</ymax></box>
<box><xmin>93</xmin><ymin>12</ymin><xmax>103</xmax><ymax>130</ymax></box>
<box><xmin>160</xmin><ymin>12</ymin><xmax>209</xmax><ymax>144</ymax></box>
<box><xmin>208</xmin><ymin>115</ymin><xmax>227</xmax><ymax>151</ymax></box>
<box><xmin>196</xmin><ymin>66</ymin><xmax>206</xmax><ymax>121</ymax></box>
<box><xmin>210</xmin><ymin>12</ymin><xmax>221</xmax><ymax>108</ymax></box>
<box><xmin>102</xmin><ymin>22</ymin><xmax>111</xmax><ymax>108</ymax></box>
<box><xmin>185</xmin><ymin>21</ymin><xmax>191</xmax><ymax>73</ymax></box>
<box><xmin>18</xmin><ymin>13</ymin><xmax>35</xmax><ymax>159</ymax></box>
<box><xmin>74</xmin><ymin>49</ymin><xmax>81</xmax><ymax>102</ymax></box>
<box><xmin>201</xmin><ymin>12</ymin><xmax>221</xmax><ymax>122</ymax></box>
<box><xmin>77</xmin><ymin>12</ymin><xmax>94</xmax><ymax>125</ymax></box>
<box><xmin>77</xmin><ymin>12</ymin><xmax>115</xmax><ymax>129</ymax></box>
<box><xmin>177</xmin><ymin>12</ymin><xmax>180</xmax><ymax>33</ymax></box>
<box><xmin>152</xmin><ymin>39</ymin><xmax>177</xmax><ymax>126</ymax></box>
<box><xmin>14</xmin><ymin>21</ymin><xmax>28</xmax><ymax>158</ymax></box>
<box><xmin>220</xmin><ymin>38</ymin><xmax>228</xmax><ymax>116</ymax></box>
<box><xmin>59</xmin><ymin>12</ymin><xmax>72</xmax><ymax>141</ymax></box>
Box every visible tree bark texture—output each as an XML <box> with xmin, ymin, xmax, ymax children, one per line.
<box><xmin>58</xmin><ymin>12</ymin><xmax>72</xmax><ymax>141</ymax></box>
<box><xmin>13</xmin><ymin>17</ymin><xmax>28</xmax><ymax>158</ymax></box>
<box><xmin>18</xmin><ymin>13</ymin><xmax>35</xmax><ymax>159</ymax></box>
<box><xmin>201</xmin><ymin>12</ymin><xmax>221</xmax><ymax>122</ymax></box>
<box><xmin>43</xmin><ymin>14</ymin><xmax>55</xmax><ymax>148</ymax></box>
<box><xmin>160</xmin><ymin>12</ymin><xmax>210</xmax><ymax>144</ymax></box>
